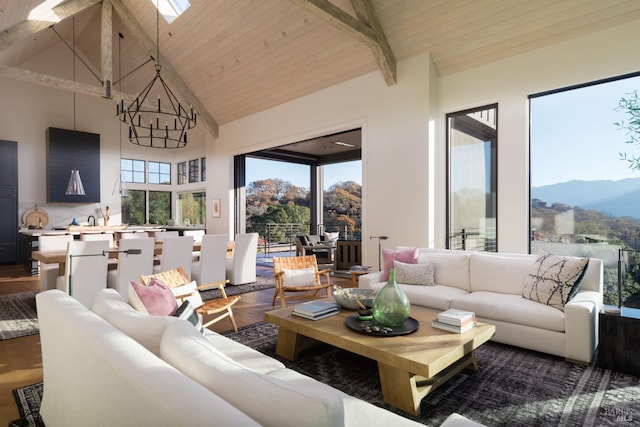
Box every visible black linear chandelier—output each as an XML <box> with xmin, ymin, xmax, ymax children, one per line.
<box><xmin>116</xmin><ymin>1</ymin><xmax>196</xmax><ymax>148</ymax></box>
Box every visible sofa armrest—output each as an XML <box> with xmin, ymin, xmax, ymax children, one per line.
<box><xmin>358</xmin><ymin>271</ymin><xmax>382</xmax><ymax>289</ymax></box>
<box><xmin>564</xmin><ymin>290</ymin><xmax>602</xmax><ymax>363</ymax></box>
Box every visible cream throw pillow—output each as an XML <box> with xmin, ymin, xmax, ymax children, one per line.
<box><xmin>394</xmin><ymin>260</ymin><xmax>435</xmax><ymax>286</ymax></box>
<box><xmin>171</xmin><ymin>280</ymin><xmax>204</xmax><ymax>309</ymax></box>
<box><xmin>282</xmin><ymin>267</ymin><xmax>317</xmax><ymax>287</ymax></box>
<box><xmin>522</xmin><ymin>250</ymin><xmax>589</xmax><ymax>312</ymax></box>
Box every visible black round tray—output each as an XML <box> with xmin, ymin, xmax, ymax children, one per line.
<box><xmin>345</xmin><ymin>314</ymin><xmax>419</xmax><ymax>337</ymax></box>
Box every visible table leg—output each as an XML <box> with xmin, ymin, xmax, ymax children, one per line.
<box><xmin>377</xmin><ymin>350</ymin><xmax>479</xmax><ymax>416</ymax></box>
<box><xmin>274</xmin><ymin>328</ymin><xmax>320</xmax><ymax>361</ymax></box>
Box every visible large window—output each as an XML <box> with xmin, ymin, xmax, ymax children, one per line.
<box><xmin>121</xmin><ymin>159</ymin><xmax>145</xmax><ymax>183</ymax></box>
<box><xmin>149</xmin><ymin>191</ymin><xmax>171</xmax><ymax>225</ymax></box>
<box><xmin>148</xmin><ymin>161</ymin><xmax>171</xmax><ymax>184</ymax></box>
<box><xmin>121</xmin><ymin>190</ymin><xmax>171</xmax><ymax>225</ymax></box>
<box><xmin>530</xmin><ymin>74</ymin><xmax>640</xmax><ymax>307</ymax></box>
<box><xmin>447</xmin><ymin>104</ymin><xmax>498</xmax><ymax>251</ymax></box>
<box><xmin>177</xmin><ymin>192</ymin><xmax>205</xmax><ymax>225</ymax></box>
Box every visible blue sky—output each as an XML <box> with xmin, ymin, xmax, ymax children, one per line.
<box><xmin>531</xmin><ymin>74</ymin><xmax>640</xmax><ymax>187</ymax></box>
<box><xmin>246</xmin><ymin>158</ymin><xmax>361</xmax><ymax>190</ymax></box>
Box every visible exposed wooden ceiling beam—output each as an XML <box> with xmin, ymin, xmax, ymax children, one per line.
<box><xmin>289</xmin><ymin>0</ymin><xmax>396</xmax><ymax>85</ymax></box>
<box><xmin>110</xmin><ymin>0</ymin><xmax>219</xmax><ymax>138</ymax></box>
<box><xmin>0</xmin><ymin>0</ymin><xmax>102</xmax><ymax>53</ymax></box>
<box><xmin>0</xmin><ymin>63</ymin><xmax>136</xmax><ymax>104</ymax></box>
<box><xmin>350</xmin><ymin>0</ymin><xmax>396</xmax><ymax>86</ymax></box>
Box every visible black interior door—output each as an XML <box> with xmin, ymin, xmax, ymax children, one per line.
<box><xmin>0</xmin><ymin>140</ymin><xmax>18</xmax><ymax>264</ymax></box>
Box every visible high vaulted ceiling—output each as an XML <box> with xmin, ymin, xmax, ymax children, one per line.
<box><xmin>1</xmin><ymin>0</ymin><xmax>640</xmax><ymax>139</ymax></box>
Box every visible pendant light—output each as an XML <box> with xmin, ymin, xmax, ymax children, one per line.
<box><xmin>65</xmin><ymin>17</ymin><xmax>86</xmax><ymax>196</ymax></box>
<box><xmin>116</xmin><ymin>0</ymin><xmax>196</xmax><ymax>148</ymax></box>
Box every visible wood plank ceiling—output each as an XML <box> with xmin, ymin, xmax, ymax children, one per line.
<box><xmin>1</xmin><ymin>0</ymin><xmax>639</xmax><ymax>139</ymax></box>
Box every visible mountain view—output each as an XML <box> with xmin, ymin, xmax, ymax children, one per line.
<box><xmin>532</xmin><ymin>177</ymin><xmax>640</xmax><ymax>219</ymax></box>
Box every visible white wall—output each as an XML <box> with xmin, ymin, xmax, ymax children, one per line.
<box><xmin>208</xmin><ymin>53</ymin><xmax>433</xmax><ymax>266</ymax></box>
<box><xmin>0</xmin><ymin>42</ymin><xmax>206</xmax><ymax>228</ymax></box>
<box><xmin>438</xmin><ymin>19</ymin><xmax>640</xmax><ymax>253</ymax></box>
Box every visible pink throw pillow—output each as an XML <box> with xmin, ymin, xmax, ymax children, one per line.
<box><xmin>131</xmin><ymin>278</ymin><xmax>178</xmax><ymax>316</ymax></box>
<box><xmin>381</xmin><ymin>247</ymin><xmax>418</xmax><ymax>281</ymax></box>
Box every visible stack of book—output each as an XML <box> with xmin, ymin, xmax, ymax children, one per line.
<box><xmin>431</xmin><ymin>308</ymin><xmax>476</xmax><ymax>333</ymax></box>
<box><xmin>292</xmin><ymin>300</ymin><xmax>340</xmax><ymax>320</ymax></box>
<box><xmin>349</xmin><ymin>265</ymin><xmax>373</xmax><ymax>272</ymax></box>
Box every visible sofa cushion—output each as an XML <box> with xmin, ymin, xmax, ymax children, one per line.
<box><xmin>130</xmin><ymin>278</ymin><xmax>178</xmax><ymax>316</ymax></box>
<box><xmin>323</xmin><ymin>231</ymin><xmax>339</xmax><ymax>245</ymax></box>
<box><xmin>203</xmin><ymin>330</ymin><xmax>286</xmax><ymax>374</ymax></box>
<box><xmin>160</xmin><ymin>320</ymin><xmax>345</xmax><ymax>427</ymax></box>
<box><xmin>394</xmin><ymin>260</ymin><xmax>435</xmax><ymax>286</ymax></box>
<box><xmin>469</xmin><ymin>252</ymin><xmax>535</xmax><ymax>294</ymax></box>
<box><xmin>417</xmin><ymin>252</ymin><xmax>471</xmax><ymax>291</ymax></box>
<box><xmin>382</xmin><ymin>247</ymin><xmax>418</xmax><ymax>281</ymax></box>
<box><xmin>522</xmin><ymin>251</ymin><xmax>589</xmax><ymax>312</ymax></box>
<box><xmin>91</xmin><ymin>289</ymin><xmax>177</xmax><ymax>356</ymax></box>
<box><xmin>451</xmin><ymin>291</ymin><xmax>565</xmax><ymax>332</ymax></box>
<box><xmin>366</xmin><ymin>281</ymin><xmax>467</xmax><ymax>311</ymax></box>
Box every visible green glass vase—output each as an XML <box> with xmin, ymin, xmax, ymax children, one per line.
<box><xmin>372</xmin><ymin>269</ymin><xmax>410</xmax><ymax>327</ymax></box>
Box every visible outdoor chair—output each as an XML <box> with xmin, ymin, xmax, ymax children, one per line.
<box><xmin>272</xmin><ymin>255</ymin><xmax>332</xmax><ymax>308</ymax></box>
<box><xmin>140</xmin><ymin>266</ymin><xmax>240</xmax><ymax>331</ymax></box>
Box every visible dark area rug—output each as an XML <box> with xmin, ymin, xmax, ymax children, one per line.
<box><xmin>0</xmin><ymin>291</ymin><xmax>39</xmax><ymax>340</ymax></box>
<box><xmin>200</xmin><ymin>274</ymin><xmax>274</xmax><ymax>300</ymax></box>
<box><xmin>222</xmin><ymin>322</ymin><xmax>640</xmax><ymax>426</ymax></box>
<box><xmin>10</xmin><ymin>382</ymin><xmax>44</xmax><ymax>427</ymax></box>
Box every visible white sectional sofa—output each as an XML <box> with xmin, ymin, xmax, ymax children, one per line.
<box><xmin>359</xmin><ymin>249</ymin><xmax>603</xmax><ymax>364</ymax></box>
<box><xmin>37</xmin><ymin>289</ymin><xmax>436</xmax><ymax>426</ymax></box>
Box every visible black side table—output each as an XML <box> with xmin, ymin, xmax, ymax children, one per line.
<box><xmin>598</xmin><ymin>306</ymin><xmax>640</xmax><ymax>376</ymax></box>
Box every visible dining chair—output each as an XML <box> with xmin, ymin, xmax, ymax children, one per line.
<box><xmin>56</xmin><ymin>240</ymin><xmax>109</xmax><ymax>308</ymax></box>
<box><xmin>225</xmin><ymin>233</ymin><xmax>258</xmax><ymax>285</ymax></box>
<box><xmin>80</xmin><ymin>232</ymin><xmax>116</xmax><ymax>268</ymax></box>
<box><xmin>38</xmin><ymin>234</ymin><xmax>74</xmax><ymax>292</ymax></box>
<box><xmin>183</xmin><ymin>229</ymin><xmax>205</xmax><ymax>242</ymax></box>
<box><xmin>153</xmin><ymin>231</ymin><xmax>180</xmax><ymax>242</ymax></box>
<box><xmin>119</xmin><ymin>231</ymin><xmax>149</xmax><ymax>239</ymax></box>
<box><xmin>192</xmin><ymin>234</ymin><xmax>227</xmax><ymax>285</ymax></box>
<box><xmin>106</xmin><ymin>237</ymin><xmax>155</xmax><ymax>299</ymax></box>
<box><xmin>272</xmin><ymin>255</ymin><xmax>332</xmax><ymax>308</ymax></box>
<box><xmin>140</xmin><ymin>266</ymin><xmax>240</xmax><ymax>331</ymax></box>
<box><xmin>80</xmin><ymin>232</ymin><xmax>115</xmax><ymax>247</ymax></box>
<box><xmin>153</xmin><ymin>235</ymin><xmax>194</xmax><ymax>278</ymax></box>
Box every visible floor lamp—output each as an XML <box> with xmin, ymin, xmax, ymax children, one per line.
<box><xmin>369</xmin><ymin>236</ymin><xmax>388</xmax><ymax>271</ymax></box>
<box><xmin>68</xmin><ymin>249</ymin><xmax>141</xmax><ymax>297</ymax></box>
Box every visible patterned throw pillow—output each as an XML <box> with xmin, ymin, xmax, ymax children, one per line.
<box><xmin>174</xmin><ymin>300</ymin><xmax>204</xmax><ymax>334</ymax></box>
<box><xmin>522</xmin><ymin>250</ymin><xmax>589</xmax><ymax>312</ymax></box>
<box><xmin>394</xmin><ymin>260</ymin><xmax>435</xmax><ymax>286</ymax></box>
<box><xmin>381</xmin><ymin>247</ymin><xmax>418</xmax><ymax>281</ymax></box>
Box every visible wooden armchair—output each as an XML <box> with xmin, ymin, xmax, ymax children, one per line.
<box><xmin>140</xmin><ymin>266</ymin><xmax>240</xmax><ymax>331</ymax></box>
<box><xmin>272</xmin><ymin>255</ymin><xmax>332</xmax><ymax>308</ymax></box>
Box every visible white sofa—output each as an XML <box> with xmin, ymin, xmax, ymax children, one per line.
<box><xmin>359</xmin><ymin>249</ymin><xmax>603</xmax><ymax>364</ymax></box>
<box><xmin>37</xmin><ymin>289</ymin><xmax>439</xmax><ymax>426</ymax></box>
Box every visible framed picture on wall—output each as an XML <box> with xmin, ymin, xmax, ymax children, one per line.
<box><xmin>212</xmin><ymin>198</ymin><xmax>221</xmax><ymax>218</ymax></box>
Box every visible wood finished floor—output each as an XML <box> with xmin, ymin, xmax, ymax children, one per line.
<box><xmin>0</xmin><ymin>263</ymin><xmax>352</xmax><ymax>423</ymax></box>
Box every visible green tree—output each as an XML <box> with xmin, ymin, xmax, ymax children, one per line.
<box><xmin>616</xmin><ymin>90</ymin><xmax>640</xmax><ymax>170</ymax></box>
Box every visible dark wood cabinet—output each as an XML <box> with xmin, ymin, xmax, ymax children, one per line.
<box><xmin>0</xmin><ymin>140</ymin><xmax>18</xmax><ymax>264</ymax></box>
<box><xmin>598</xmin><ymin>306</ymin><xmax>640</xmax><ymax>376</ymax></box>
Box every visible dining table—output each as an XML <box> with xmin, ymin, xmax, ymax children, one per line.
<box><xmin>32</xmin><ymin>240</ymin><xmax>205</xmax><ymax>276</ymax></box>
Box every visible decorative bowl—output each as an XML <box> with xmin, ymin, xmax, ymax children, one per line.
<box><xmin>333</xmin><ymin>287</ymin><xmax>377</xmax><ymax>310</ymax></box>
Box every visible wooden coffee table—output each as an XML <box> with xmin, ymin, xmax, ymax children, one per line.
<box><xmin>264</xmin><ymin>303</ymin><xmax>495</xmax><ymax>416</ymax></box>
